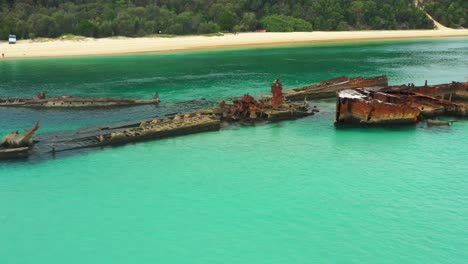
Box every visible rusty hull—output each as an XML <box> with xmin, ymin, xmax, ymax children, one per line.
<box><xmin>335</xmin><ymin>89</ymin><xmax>420</xmax><ymax>125</ymax></box>
<box><xmin>335</xmin><ymin>81</ymin><xmax>468</xmax><ymax>126</ymax></box>
<box><xmin>218</xmin><ymin>101</ymin><xmax>312</xmax><ymax>123</ymax></box>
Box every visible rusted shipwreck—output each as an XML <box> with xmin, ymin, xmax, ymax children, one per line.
<box><xmin>16</xmin><ymin>80</ymin><xmax>314</xmax><ymax>159</ymax></box>
<box><xmin>217</xmin><ymin>79</ymin><xmax>313</xmax><ymax>123</ymax></box>
<box><xmin>54</xmin><ymin>80</ymin><xmax>311</xmax><ymax>151</ymax></box>
<box><xmin>0</xmin><ymin>122</ymin><xmax>39</xmax><ymax>159</ymax></box>
<box><xmin>283</xmin><ymin>75</ymin><xmax>388</xmax><ymax>101</ymax></box>
<box><xmin>0</xmin><ymin>92</ymin><xmax>160</xmax><ymax>108</ymax></box>
<box><xmin>45</xmin><ymin>113</ymin><xmax>222</xmax><ymax>153</ymax></box>
<box><xmin>0</xmin><ymin>75</ymin><xmax>386</xmax><ymax>109</ymax></box>
<box><xmin>335</xmin><ymin>81</ymin><xmax>468</xmax><ymax>125</ymax></box>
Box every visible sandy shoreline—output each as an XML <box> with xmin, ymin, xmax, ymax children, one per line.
<box><xmin>1</xmin><ymin>30</ymin><xmax>468</xmax><ymax>59</ymax></box>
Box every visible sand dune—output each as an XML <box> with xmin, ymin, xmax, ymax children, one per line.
<box><xmin>1</xmin><ymin>30</ymin><xmax>468</xmax><ymax>59</ymax></box>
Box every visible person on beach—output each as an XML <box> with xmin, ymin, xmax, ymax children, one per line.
<box><xmin>2</xmin><ymin>53</ymin><xmax>4</xmax><ymax>58</ymax></box>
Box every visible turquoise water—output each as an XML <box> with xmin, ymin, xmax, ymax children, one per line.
<box><xmin>1</xmin><ymin>38</ymin><xmax>467</xmax><ymax>263</ymax></box>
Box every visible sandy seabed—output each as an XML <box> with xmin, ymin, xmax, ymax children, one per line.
<box><xmin>1</xmin><ymin>30</ymin><xmax>468</xmax><ymax>59</ymax></box>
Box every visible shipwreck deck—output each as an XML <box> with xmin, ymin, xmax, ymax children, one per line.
<box><xmin>0</xmin><ymin>96</ymin><xmax>159</xmax><ymax>108</ymax></box>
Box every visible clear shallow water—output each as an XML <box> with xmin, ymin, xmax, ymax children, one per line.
<box><xmin>1</xmin><ymin>38</ymin><xmax>467</xmax><ymax>263</ymax></box>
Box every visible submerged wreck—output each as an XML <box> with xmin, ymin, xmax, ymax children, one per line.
<box><xmin>0</xmin><ymin>92</ymin><xmax>160</xmax><ymax>108</ymax></box>
<box><xmin>0</xmin><ymin>75</ymin><xmax>387</xmax><ymax>109</ymax></box>
<box><xmin>45</xmin><ymin>113</ymin><xmax>222</xmax><ymax>153</ymax></box>
<box><xmin>283</xmin><ymin>75</ymin><xmax>388</xmax><ymax>101</ymax></box>
<box><xmin>335</xmin><ymin>81</ymin><xmax>468</xmax><ymax>125</ymax></box>
<box><xmin>5</xmin><ymin>79</ymin><xmax>315</xmax><ymax>160</ymax></box>
<box><xmin>217</xmin><ymin>79</ymin><xmax>313</xmax><ymax>123</ymax></box>
<box><xmin>0</xmin><ymin>122</ymin><xmax>39</xmax><ymax>159</ymax></box>
<box><xmin>52</xmin><ymin>80</ymin><xmax>312</xmax><ymax>152</ymax></box>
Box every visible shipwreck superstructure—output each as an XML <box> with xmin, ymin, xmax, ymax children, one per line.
<box><xmin>217</xmin><ymin>79</ymin><xmax>313</xmax><ymax>123</ymax></box>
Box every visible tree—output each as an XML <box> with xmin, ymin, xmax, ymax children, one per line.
<box><xmin>217</xmin><ymin>10</ymin><xmax>237</xmax><ymax>31</ymax></box>
<box><xmin>52</xmin><ymin>11</ymin><xmax>76</xmax><ymax>35</ymax></box>
<box><xmin>238</xmin><ymin>12</ymin><xmax>257</xmax><ymax>31</ymax></box>
<box><xmin>349</xmin><ymin>1</ymin><xmax>365</xmax><ymax>29</ymax></box>
<box><xmin>77</xmin><ymin>20</ymin><xmax>97</xmax><ymax>37</ymax></box>
<box><xmin>97</xmin><ymin>21</ymin><xmax>113</xmax><ymax>37</ymax></box>
<box><xmin>337</xmin><ymin>21</ymin><xmax>352</xmax><ymax>31</ymax></box>
<box><xmin>176</xmin><ymin>11</ymin><xmax>201</xmax><ymax>34</ymax></box>
<box><xmin>28</xmin><ymin>14</ymin><xmax>58</xmax><ymax>37</ymax></box>
<box><xmin>198</xmin><ymin>21</ymin><xmax>220</xmax><ymax>34</ymax></box>
<box><xmin>112</xmin><ymin>12</ymin><xmax>136</xmax><ymax>36</ymax></box>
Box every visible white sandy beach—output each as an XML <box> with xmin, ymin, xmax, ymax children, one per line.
<box><xmin>1</xmin><ymin>30</ymin><xmax>468</xmax><ymax>59</ymax></box>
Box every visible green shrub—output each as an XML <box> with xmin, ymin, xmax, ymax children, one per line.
<box><xmin>260</xmin><ymin>15</ymin><xmax>312</xmax><ymax>32</ymax></box>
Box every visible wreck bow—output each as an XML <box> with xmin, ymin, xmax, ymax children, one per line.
<box><xmin>1</xmin><ymin>122</ymin><xmax>40</xmax><ymax>148</ymax></box>
<box><xmin>0</xmin><ymin>122</ymin><xmax>40</xmax><ymax>159</ymax></box>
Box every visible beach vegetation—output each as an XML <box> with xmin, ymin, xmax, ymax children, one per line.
<box><xmin>77</xmin><ymin>20</ymin><xmax>97</xmax><ymax>37</ymax></box>
<box><xmin>423</xmin><ymin>0</ymin><xmax>467</xmax><ymax>28</ymax></box>
<box><xmin>198</xmin><ymin>21</ymin><xmax>221</xmax><ymax>34</ymax></box>
<box><xmin>238</xmin><ymin>12</ymin><xmax>258</xmax><ymax>32</ymax></box>
<box><xmin>261</xmin><ymin>15</ymin><xmax>312</xmax><ymax>32</ymax></box>
<box><xmin>0</xmin><ymin>0</ymin><xmax>454</xmax><ymax>40</ymax></box>
<box><xmin>217</xmin><ymin>10</ymin><xmax>237</xmax><ymax>31</ymax></box>
<box><xmin>58</xmin><ymin>34</ymin><xmax>87</xmax><ymax>41</ymax></box>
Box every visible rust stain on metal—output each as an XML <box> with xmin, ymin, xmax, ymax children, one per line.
<box><xmin>335</xmin><ymin>81</ymin><xmax>468</xmax><ymax>125</ymax></box>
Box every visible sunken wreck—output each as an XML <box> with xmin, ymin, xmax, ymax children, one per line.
<box><xmin>335</xmin><ymin>81</ymin><xmax>468</xmax><ymax>125</ymax></box>
<box><xmin>0</xmin><ymin>75</ymin><xmax>387</xmax><ymax>109</ymax></box>
<box><xmin>0</xmin><ymin>122</ymin><xmax>40</xmax><ymax>159</ymax></box>
<box><xmin>283</xmin><ymin>75</ymin><xmax>388</xmax><ymax>101</ymax></box>
<box><xmin>6</xmin><ymin>76</ymin><xmax>462</xmax><ymax>160</ymax></box>
<box><xmin>0</xmin><ymin>92</ymin><xmax>160</xmax><ymax>108</ymax></box>
<box><xmin>2</xmin><ymin>79</ymin><xmax>315</xmax><ymax>160</ymax></box>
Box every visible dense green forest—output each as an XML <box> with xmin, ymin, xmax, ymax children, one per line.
<box><xmin>0</xmin><ymin>0</ymin><xmax>443</xmax><ymax>39</ymax></box>
<box><xmin>423</xmin><ymin>0</ymin><xmax>467</xmax><ymax>28</ymax></box>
